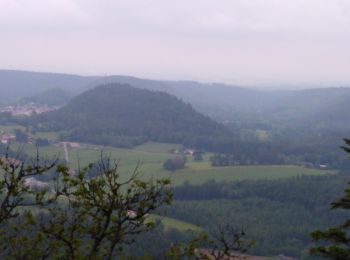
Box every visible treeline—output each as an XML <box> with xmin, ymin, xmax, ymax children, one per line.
<box><xmin>163</xmin><ymin>156</ymin><xmax>187</xmax><ymax>171</ymax></box>
<box><xmin>210</xmin><ymin>151</ymin><xmax>284</xmax><ymax>166</ymax></box>
<box><xmin>208</xmin><ymin>140</ymin><xmax>350</xmax><ymax>169</ymax></box>
<box><xmin>173</xmin><ymin>175</ymin><xmax>347</xmax><ymax>207</ymax></box>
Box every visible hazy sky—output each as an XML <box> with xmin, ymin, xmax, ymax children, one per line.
<box><xmin>1</xmin><ymin>0</ymin><xmax>349</xmax><ymax>87</ymax></box>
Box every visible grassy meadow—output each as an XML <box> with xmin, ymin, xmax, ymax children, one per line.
<box><xmin>0</xmin><ymin>124</ymin><xmax>25</xmax><ymax>133</ymax></box>
<box><xmin>11</xmin><ymin>141</ymin><xmax>332</xmax><ymax>186</ymax></box>
<box><xmin>1</xmin><ymin>123</ymin><xmax>332</xmax><ymax>185</ymax></box>
<box><xmin>149</xmin><ymin>215</ymin><xmax>202</xmax><ymax>232</ymax></box>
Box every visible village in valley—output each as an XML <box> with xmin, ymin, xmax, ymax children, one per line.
<box><xmin>0</xmin><ymin>103</ymin><xmax>58</xmax><ymax>144</ymax></box>
<box><xmin>0</xmin><ymin>103</ymin><xmax>57</xmax><ymax>117</ymax></box>
<box><xmin>0</xmin><ymin>131</ymin><xmax>15</xmax><ymax>144</ymax></box>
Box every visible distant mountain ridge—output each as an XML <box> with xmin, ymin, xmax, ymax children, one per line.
<box><xmin>2</xmin><ymin>69</ymin><xmax>350</xmax><ymax>134</ymax></box>
<box><xmin>0</xmin><ymin>69</ymin><xmax>283</xmax><ymax>109</ymax></box>
<box><xmin>20</xmin><ymin>88</ymin><xmax>73</xmax><ymax>106</ymax></box>
<box><xmin>2</xmin><ymin>69</ymin><xmax>349</xmax><ymax>110</ymax></box>
<box><xmin>0</xmin><ymin>70</ymin><xmax>97</xmax><ymax>105</ymax></box>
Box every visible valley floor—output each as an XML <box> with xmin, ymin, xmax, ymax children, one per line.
<box><xmin>11</xmin><ymin>141</ymin><xmax>332</xmax><ymax>185</ymax></box>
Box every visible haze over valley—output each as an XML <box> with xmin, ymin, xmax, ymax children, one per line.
<box><xmin>1</xmin><ymin>1</ymin><xmax>350</xmax><ymax>259</ymax></box>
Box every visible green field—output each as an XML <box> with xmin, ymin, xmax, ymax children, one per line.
<box><xmin>135</xmin><ymin>142</ymin><xmax>182</xmax><ymax>153</ymax></box>
<box><xmin>68</xmin><ymin>142</ymin><xmax>181</xmax><ymax>168</ymax></box>
<box><xmin>0</xmin><ymin>124</ymin><xmax>61</xmax><ymax>140</ymax></box>
<box><xmin>0</xmin><ymin>124</ymin><xmax>25</xmax><ymax>133</ymax></box>
<box><xmin>149</xmin><ymin>215</ymin><xmax>202</xmax><ymax>232</ymax></box>
<box><xmin>12</xmin><ymin>142</ymin><xmax>333</xmax><ymax>186</ymax></box>
<box><xmin>11</xmin><ymin>143</ymin><xmax>63</xmax><ymax>159</ymax></box>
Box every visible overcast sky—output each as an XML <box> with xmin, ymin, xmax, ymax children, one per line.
<box><xmin>0</xmin><ymin>0</ymin><xmax>349</xmax><ymax>88</ymax></box>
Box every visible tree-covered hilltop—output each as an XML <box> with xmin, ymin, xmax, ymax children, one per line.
<box><xmin>33</xmin><ymin>83</ymin><xmax>234</xmax><ymax>148</ymax></box>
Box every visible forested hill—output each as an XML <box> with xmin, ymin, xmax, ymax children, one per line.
<box><xmin>34</xmin><ymin>84</ymin><xmax>234</xmax><ymax>148</ymax></box>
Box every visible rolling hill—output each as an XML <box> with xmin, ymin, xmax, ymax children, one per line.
<box><xmin>35</xmin><ymin>83</ymin><xmax>234</xmax><ymax>149</ymax></box>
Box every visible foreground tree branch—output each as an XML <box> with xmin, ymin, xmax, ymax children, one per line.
<box><xmin>166</xmin><ymin>224</ymin><xmax>254</xmax><ymax>260</ymax></box>
<box><xmin>15</xmin><ymin>156</ymin><xmax>172</xmax><ymax>259</ymax></box>
<box><xmin>0</xmin><ymin>145</ymin><xmax>59</xmax><ymax>223</ymax></box>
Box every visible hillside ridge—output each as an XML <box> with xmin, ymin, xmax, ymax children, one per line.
<box><xmin>34</xmin><ymin>83</ymin><xmax>233</xmax><ymax>149</ymax></box>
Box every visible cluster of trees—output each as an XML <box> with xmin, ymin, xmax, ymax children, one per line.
<box><xmin>35</xmin><ymin>137</ymin><xmax>49</xmax><ymax>146</ymax></box>
<box><xmin>163</xmin><ymin>156</ymin><xmax>187</xmax><ymax>171</ymax></box>
<box><xmin>14</xmin><ymin>128</ymin><xmax>49</xmax><ymax>146</ymax></box>
<box><xmin>193</xmin><ymin>152</ymin><xmax>203</xmax><ymax>161</ymax></box>
<box><xmin>14</xmin><ymin>128</ymin><xmax>28</xmax><ymax>142</ymax></box>
<box><xmin>210</xmin><ymin>150</ymin><xmax>284</xmax><ymax>166</ymax></box>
